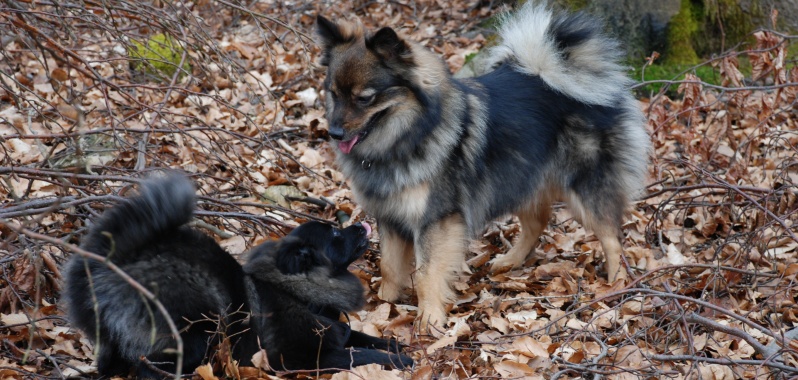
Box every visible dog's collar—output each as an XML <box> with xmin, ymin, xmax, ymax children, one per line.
<box><xmin>361</xmin><ymin>159</ymin><xmax>372</xmax><ymax>170</ymax></box>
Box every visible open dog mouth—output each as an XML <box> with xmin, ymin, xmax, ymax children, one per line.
<box><xmin>344</xmin><ymin>222</ymin><xmax>370</xmax><ymax>263</ymax></box>
<box><xmin>354</xmin><ymin>222</ymin><xmax>371</xmax><ymax>252</ymax></box>
<box><xmin>337</xmin><ymin>135</ymin><xmax>361</xmax><ymax>155</ymax></box>
<box><xmin>360</xmin><ymin>222</ymin><xmax>372</xmax><ymax>237</ymax></box>
<box><xmin>337</xmin><ymin>110</ymin><xmax>387</xmax><ymax>155</ymax></box>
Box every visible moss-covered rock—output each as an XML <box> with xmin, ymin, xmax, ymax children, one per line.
<box><xmin>661</xmin><ymin>0</ymin><xmax>766</xmax><ymax>63</ymax></box>
<box><xmin>128</xmin><ymin>33</ymin><xmax>190</xmax><ymax>80</ymax></box>
<box><xmin>665</xmin><ymin>0</ymin><xmax>700</xmax><ymax>64</ymax></box>
<box><xmin>693</xmin><ymin>0</ymin><xmax>759</xmax><ymax>57</ymax></box>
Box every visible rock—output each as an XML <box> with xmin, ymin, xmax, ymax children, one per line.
<box><xmin>580</xmin><ymin>0</ymin><xmax>681</xmax><ymax>61</ymax></box>
<box><xmin>745</xmin><ymin>0</ymin><xmax>798</xmax><ymax>31</ymax></box>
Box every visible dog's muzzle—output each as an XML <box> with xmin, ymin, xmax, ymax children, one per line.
<box><xmin>329</xmin><ymin>125</ymin><xmax>345</xmax><ymax>140</ymax></box>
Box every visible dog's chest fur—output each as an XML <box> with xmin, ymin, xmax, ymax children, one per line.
<box><xmin>341</xmin><ymin>85</ymin><xmax>491</xmax><ymax>235</ymax></box>
<box><xmin>351</xmin><ymin>181</ymin><xmax>430</xmax><ymax>230</ymax></box>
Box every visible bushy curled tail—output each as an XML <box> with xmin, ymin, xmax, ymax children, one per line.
<box><xmin>80</xmin><ymin>171</ymin><xmax>196</xmax><ymax>258</ymax></box>
<box><xmin>488</xmin><ymin>2</ymin><xmax>631</xmax><ymax>106</ymax></box>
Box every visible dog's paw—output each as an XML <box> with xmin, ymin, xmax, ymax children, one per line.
<box><xmin>607</xmin><ymin>265</ymin><xmax>628</xmax><ymax>282</ymax></box>
<box><xmin>604</xmin><ymin>258</ymin><xmax>628</xmax><ymax>282</ymax></box>
<box><xmin>386</xmin><ymin>338</ymin><xmax>408</xmax><ymax>353</ymax></box>
<box><xmin>377</xmin><ymin>282</ymin><xmax>402</xmax><ymax>302</ymax></box>
<box><xmin>416</xmin><ymin>304</ymin><xmax>448</xmax><ymax>330</ymax></box>
<box><xmin>488</xmin><ymin>254</ymin><xmax>520</xmax><ymax>273</ymax></box>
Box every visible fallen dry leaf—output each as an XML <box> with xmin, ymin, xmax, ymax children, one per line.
<box><xmin>2</xmin><ymin>1</ymin><xmax>798</xmax><ymax>379</ymax></box>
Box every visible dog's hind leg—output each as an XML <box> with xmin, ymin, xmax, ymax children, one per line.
<box><xmin>568</xmin><ymin>192</ymin><xmax>628</xmax><ymax>282</ymax></box>
<box><xmin>377</xmin><ymin>228</ymin><xmax>414</xmax><ymax>302</ymax></box>
<box><xmin>415</xmin><ymin>215</ymin><xmax>467</xmax><ymax>327</ymax></box>
<box><xmin>593</xmin><ymin>224</ymin><xmax>626</xmax><ymax>281</ymax></box>
<box><xmin>489</xmin><ymin>203</ymin><xmax>552</xmax><ymax>272</ymax></box>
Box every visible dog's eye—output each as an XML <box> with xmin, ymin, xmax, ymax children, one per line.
<box><xmin>332</xmin><ymin>229</ymin><xmax>342</xmax><ymax>239</ymax></box>
<box><xmin>356</xmin><ymin>94</ymin><xmax>375</xmax><ymax>105</ymax></box>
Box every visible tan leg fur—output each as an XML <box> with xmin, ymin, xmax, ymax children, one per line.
<box><xmin>489</xmin><ymin>204</ymin><xmax>552</xmax><ymax>272</ymax></box>
<box><xmin>414</xmin><ymin>215</ymin><xmax>467</xmax><ymax>326</ymax></box>
<box><xmin>377</xmin><ymin>229</ymin><xmax>415</xmax><ymax>302</ymax></box>
<box><xmin>594</xmin><ymin>225</ymin><xmax>627</xmax><ymax>281</ymax></box>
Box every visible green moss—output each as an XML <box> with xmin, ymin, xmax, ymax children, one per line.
<box><xmin>128</xmin><ymin>33</ymin><xmax>190</xmax><ymax>80</ymax></box>
<box><xmin>634</xmin><ymin>56</ymin><xmax>756</xmax><ymax>96</ymax></box>
<box><xmin>636</xmin><ymin>63</ymin><xmax>717</xmax><ymax>96</ymax></box>
<box><xmin>694</xmin><ymin>0</ymin><xmax>758</xmax><ymax>55</ymax></box>
<box><xmin>665</xmin><ymin>0</ymin><xmax>699</xmax><ymax>64</ymax></box>
<box><xmin>554</xmin><ymin>0</ymin><xmax>588</xmax><ymax>11</ymax></box>
<box><xmin>788</xmin><ymin>42</ymin><xmax>798</xmax><ymax>62</ymax></box>
<box><xmin>661</xmin><ymin>0</ymin><xmax>762</xmax><ymax>65</ymax></box>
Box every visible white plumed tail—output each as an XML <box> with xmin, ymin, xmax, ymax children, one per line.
<box><xmin>488</xmin><ymin>2</ymin><xmax>631</xmax><ymax>107</ymax></box>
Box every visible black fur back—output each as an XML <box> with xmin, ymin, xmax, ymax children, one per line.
<box><xmin>79</xmin><ymin>172</ymin><xmax>195</xmax><ymax>260</ymax></box>
<box><xmin>62</xmin><ymin>172</ymin><xmax>249</xmax><ymax>377</ymax></box>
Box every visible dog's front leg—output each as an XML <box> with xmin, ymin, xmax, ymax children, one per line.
<box><xmin>414</xmin><ymin>215</ymin><xmax>467</xmax><ymax>327</ymax></box>
<box><xmin>377</xmin><ymin>227</ymin><xmax>414</xmax><ymax>302</ymax></box>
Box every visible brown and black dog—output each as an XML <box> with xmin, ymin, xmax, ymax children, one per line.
<box><xmin>316</xmin><ymin>3</ymin><xmax>650</xmax><ymax>325</ymax></box>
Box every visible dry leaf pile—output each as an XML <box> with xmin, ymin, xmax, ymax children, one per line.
<box><xmin>1</xmin><ymin>1</ymin><xmax>797</xmax><ymax>379</ymax></box>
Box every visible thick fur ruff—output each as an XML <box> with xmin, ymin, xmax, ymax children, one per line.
<box><xmin>63</xmin><ymin>172</ymin><xmax>411</xmax><ymax>378</ymax></box>
<box><xmin>317</xmin><ymin>2</ymin><xmax>651</xmax><ymax>325</ymax></box>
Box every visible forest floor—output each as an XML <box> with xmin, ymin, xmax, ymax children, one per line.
<box><xmin>1</xmin><ymin>1</ymin><xmax>798</xmax><ymax>379</ymax></box>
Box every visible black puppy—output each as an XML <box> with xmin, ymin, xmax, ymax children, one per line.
<box><xmin>63</xmin><ymin>172</ymin><xmax>412</xmax><ymax>378</ymax></box>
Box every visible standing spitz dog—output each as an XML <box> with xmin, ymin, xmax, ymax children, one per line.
<box><xmin>316</xmin><ymin>3</ymin><xmax>650</xmax><ymax>325</ymax></box>
<box><xmin>63</xmin><ymin>173</ymin><xmax>412</xmax><ymax>378</ymax></box>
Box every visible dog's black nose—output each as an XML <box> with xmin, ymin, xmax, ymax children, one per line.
<box><xmin>329</xmin><ymin>125</ymin><xmax>344</xmax><ymax>140</ymax></box>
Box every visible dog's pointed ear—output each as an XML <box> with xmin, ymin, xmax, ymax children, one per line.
<box><xmin>366</xmin><ymin>27</ymin><xmax>412</xmax><ymax>64</ymax></box>
<box><xmin>245</xmin><ymin>240</ymin><xmax>280</xmax><ymax>264</ymax></box>
<box><xmin>316</xmin><ymin>16</ymin><xmax>345</xmax><ymax>47</ymax></box>
<box><xmin>316</xmin><ymin>16</ymin><xmax>344</xmax><ymax>66</ymax></box>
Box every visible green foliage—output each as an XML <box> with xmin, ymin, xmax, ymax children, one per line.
<box><xmin>635</xmin><ymin>63</ymin><xmax>720</xmax><ymax>96</ymax></box>
<box><xmin>128</xmin><ymin>33</ymin><xmax>190</xmax><ymax>80</ymax></box>
<box><xmin>634</xmin><ymin>56</ymin><xmax>759</xmax><ymax>97</ymax></box>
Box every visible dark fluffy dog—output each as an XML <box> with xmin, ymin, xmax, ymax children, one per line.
<box><xmin>316</xmin><ymin>3</ymin><xmax>650</xmax><ymax>325</ymax></box>
<box><xmin>63</xmin><ymin>173</ymin><xmax>412</xmax><ymax>378</ymax></box>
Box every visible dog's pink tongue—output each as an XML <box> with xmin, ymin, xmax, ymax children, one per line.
<box><xmin>338</xmin><ymin>135</ymin><xmax>359</xmax><ymax>154</ymax></box>
<box><xmin>361</xmin><ymin>222</ymin><xmax>371</xmax><ymax>237</ymax></box>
